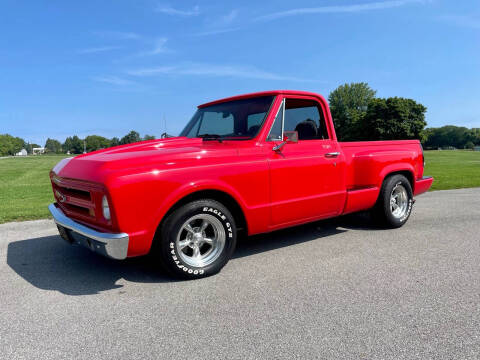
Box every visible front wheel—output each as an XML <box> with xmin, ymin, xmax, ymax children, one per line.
<box><xmin>154</xmin><ymin>199</ymin><xmax>237</xmax><ymax>279</ymax></box>
<box><xmin>373</xmin><ymin>174</ymin><xmax>413</xmax><ymax>228</ymax></box>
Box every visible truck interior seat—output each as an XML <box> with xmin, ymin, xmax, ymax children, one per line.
<box><xmin>247</xmin><ymin>125</ymin><xmax>260</xmax><ymax>136</ymax></box>
<box><xmin>295</xmin><ymin>119</ymin><xmax>318</xmax><ymax>140</ymax></box>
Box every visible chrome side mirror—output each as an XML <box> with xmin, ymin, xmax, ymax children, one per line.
<box><xmin>272</xmin><ymin>131</ymin><xmax>298</xmax><ymax>152</ymax></box>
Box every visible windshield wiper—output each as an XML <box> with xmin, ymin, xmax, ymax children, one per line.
<box><xmin>198</xmin><ymin>134</ymin><xmax>223</xmax><ymax>142</ymax></box>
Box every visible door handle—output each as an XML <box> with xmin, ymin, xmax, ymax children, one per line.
<box><xmin>325</xmin><ymin>152</ymin><xmax>340</xmax><ymax>158</ymax></box>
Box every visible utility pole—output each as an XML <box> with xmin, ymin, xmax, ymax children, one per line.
<box><xmin>83</xmin><ymin>140</ymin><xmax>86</xmax><ymax>154</ymax></box>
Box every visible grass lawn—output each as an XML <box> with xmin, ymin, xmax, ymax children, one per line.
<box><xmin>0</xmin><ymin>151</ymin><xmax>479</xmax><ymax>223</ymax></box>
<box><xmin>0</xmin><ymin>155</ymin><xmax>67</xmax><ymax>223</ymax></box>
<box><xmin>424</xmin><ymin>150</ymin><xmax>480</xmax><ymax>191</ymax></box>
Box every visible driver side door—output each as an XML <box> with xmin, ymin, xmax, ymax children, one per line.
<box><xmin>266</xmin><ymin>96</ymin><xmax>346</xmax><ymax>228</ymax></box>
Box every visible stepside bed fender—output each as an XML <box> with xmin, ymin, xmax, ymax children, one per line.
<box><xmin>378</xmin><ymin>163</ymin><xmax>416</xmax><ymax>192</ymax></box>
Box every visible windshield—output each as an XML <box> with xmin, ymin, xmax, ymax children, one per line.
<box><xmin>180</xmin><ymin>96</ymin><xmax>275</xmax><ymax>140</ymax></box>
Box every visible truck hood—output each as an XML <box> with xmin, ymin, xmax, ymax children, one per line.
<box><xmin>53</xmin><ymin>137</ymin><xmax>239</xmax><ymax>183</ymax></box>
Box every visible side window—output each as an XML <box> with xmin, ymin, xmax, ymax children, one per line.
<box><xmin>267</xmin><ymin>100</ymin><xmax>284</xmax><ymax>141</ymax></box>
<box><xmin>198</xmin><ymin>112</ymin><xmax>234</xmax><ymax>136</ymax></box>
<box><xmin>284</xmin><ymin>99</ymin><xmax>329</xmax><ymax>140</ymax></box>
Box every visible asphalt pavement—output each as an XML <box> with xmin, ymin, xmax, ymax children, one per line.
<box><xmin>1</xmin><ymin>188</ymin><xmax>479</xmax><ymax>359</ymax></box>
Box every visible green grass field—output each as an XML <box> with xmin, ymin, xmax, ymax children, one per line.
<box><xmin>424</xmin><ymin>150</ymin><xmax>480</xmax><ymax>191</ymax></box>
<box><xmin>0</xmin><ymin>151</ymin><xmax>479</xmax><ymax>223</ymax></box>
<box><xmin>0</xmin><ymin>155</ymin><xmax>67</xmax><ymax>223</ymax></box>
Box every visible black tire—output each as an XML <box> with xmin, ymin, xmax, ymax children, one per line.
<box><xmin>154</xmin><ymin>199</ymin><xmax>237</xmax><ymax>279</ymax></box>
<box><xmin>373</xmin><ymin>174</ymin><xmax>413</xmax><ymax>228</ymax></box>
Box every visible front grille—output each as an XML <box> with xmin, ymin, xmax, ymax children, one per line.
<box><xmin>59</xmin><ymin>187</ymin><xmax>91</xmax><ymax>201</ymax></box>
<box><xmin>50</xmin><ymin>174</ymin><xmax>115</xmax><ymax>232</ymax></box>
<box><xmin>62</xmin><ymin>203</ymin><xmax>91</xmax><ymax>216</ymax></box>
<box><xmin>52</xmin><ymin>177</ymin><xmax>95</xmax><ymax>220</ymax></box>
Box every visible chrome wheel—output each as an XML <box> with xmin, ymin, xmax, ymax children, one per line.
<box><xmin>390</xmin><ymin>184</ymin><xmax>409</xmax><ymax>219</ymax></box>
<box><xmin>175</xmin><ymin>214</ymin><xmax>226</xmax><ymax>268</ymax></box>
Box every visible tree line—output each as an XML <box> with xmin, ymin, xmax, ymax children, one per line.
<box><xmin>328</xmin><ymin>82</ymin><xmax>479</xmax><ymax>149</ymax></box>
<box><xmin>328</xmin><ymin>82</ymin><xmax>427</xmax><ymax>141</ymax></box>
<box><xmin>422</xmin><ymin>126</ymin><xmax>480</xmax><ymax>150</ymax></box>
<box><xmin>54</xmin><ymin>131</ymin><xmax>155</xmax><ymax>154</ymax></box>
<box><xmin>2</xmin><ymin>83</ymin><xmax>479</xmax><ymax>156</ymax></box>
<box><xmin>0</xmin><ymin>131</ymin><xmax>155</xmax><ymax>156</ymax></box>
<box><xmin>0</xmin><ymin>134</ymin><xmax>30</xmax><ymax>156</ymax></box>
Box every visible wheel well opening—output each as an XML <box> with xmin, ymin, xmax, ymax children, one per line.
<box><xmin>161</xmin><ymin>190</ymin><xmax>248</xmax><ymax>233</ymax></box>
<box><xmin>373</xmin><ymin>170</ymin><xmax>415</xmax><ymax>208</ymax></box>
<box><xmin>384</xmin><ymin>170</ymin><xmax>414</xmax><ymax>190</ymax></box>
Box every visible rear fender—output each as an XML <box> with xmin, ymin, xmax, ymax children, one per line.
<box><xmin>378</xmin><ymin>163</ymin><xmax>415</xmax><ymax>191</ymax></box>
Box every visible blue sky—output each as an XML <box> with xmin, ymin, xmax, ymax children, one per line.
<box><xmin>1</xmin><ymin>0</ymin><xmax>479</xmax><ymax>145</ymax></box>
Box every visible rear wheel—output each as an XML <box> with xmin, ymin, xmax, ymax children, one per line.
<box><xmin>154</xmin><ymin>199</ymin><xmax>237</xmax><ymax>279</ymax></box>
<box><xmin>373</xmin><ymin>174</ymin><xmax>413</xmax><ymax>228</ymax></box>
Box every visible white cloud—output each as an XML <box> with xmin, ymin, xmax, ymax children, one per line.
<box><xmin>194</xmin><ymin>9</ymin><xmax>240</xmax><ymax>36</ymax></box>
<box><xmin>93</xmin><ymin>31</ymin><xmax>141</xmax><ymax>40</ymax></box>
<box><xmin>218</xmin><ymin>9</ymin><xmax>238</xmax><ymax>26</ymax></box>
<box><xmin>134</xmin><ymin>37</ymin><xmax>170</xmax><ymax>57</ymax></box>
<box><xmin>78</xmin><ymin>46</ymin><xmax>122</xmax><ymax>54</ymax></box>
<box><xmin>126</xmin><ymin>66</ymin><xmax>177</xmax><ymax>77</ymax></box>
<box><xmin>126</xmin><ymin>63</ymin><xmax>313</xmax><ymax>82</ymax></box>
<box><xmin>255</xmin><ymin>0</ymin><xmax>429</xmax><ymax>21</ymax></box>
<box><xmin>92</xmin><ymin>76</ymin><xmax>134</xmax><ymax>86</ymax></box>
<box><xmin>193</xmin><ymin>27</ymin><xmax>241</xmax><ymax>37</ymax></box>
<box><xmin>156</xmin><ymin>4</ymin><xmax>200</xmax><ymax>16</ymax></box>
<box><xmin>148</xmin><ymin>37</ymin><xmax>169</xmax><ymax>54</ymax></box>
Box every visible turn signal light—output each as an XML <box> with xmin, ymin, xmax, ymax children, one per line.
<box><xmin>102</xmin><ymin>196</ymin><xmax>111</xmax><ymax>220</ymax></box>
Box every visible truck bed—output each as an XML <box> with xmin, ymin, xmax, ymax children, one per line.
<box><xmin>339</xmin><ymin>140</ymin><xmax>424</xmax><ymax>214</ymax></box>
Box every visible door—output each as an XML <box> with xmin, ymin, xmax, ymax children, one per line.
<box><xmin>266</xmin><ymin>96</ymin><xmax>346</xmax><ymax>227</ymax></box>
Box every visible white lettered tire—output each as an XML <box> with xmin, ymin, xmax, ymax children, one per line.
<box><xmin>155</xmin><ymin>199</ymin><xmax>237</xmax><ymax>279</ymax></box>
<box><xmin>373</xmin><ymin>174</ymin><xmax>413</xmax><ymax>228</ymax></box>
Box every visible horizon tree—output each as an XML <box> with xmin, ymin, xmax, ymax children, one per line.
<box><xmin>45</xmin><ymin>138</ymin><xmax>62</xmax><ymax>153</ymax></box>
<box><xmin>63</xmin><ymin>135</ymin><xmax>83</xmax><ymax>154</ymax></box>
<box><xmin>120</xmin><ymin>131</ymin><xmax>141</xmax><ymax>145</ymax></box>
<box><xmin>328</xmin><ymin>82</ymin><xmax>377</xmax><ymax>141</ymax></box>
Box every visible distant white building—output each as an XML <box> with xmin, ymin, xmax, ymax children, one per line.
<box><xmin>15</xmin><ymin>149</ymin><xmax>28</xmax><ymax>156</ymax></box>
<box><xmin>33</xmin><ymin>147</ymin><xmax>45</xmax><ymax>155</ymax></box>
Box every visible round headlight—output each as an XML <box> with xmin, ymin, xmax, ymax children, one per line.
<box><xmin>102</xmin><ymin>195</ymin><xmax>111</xmax><ymax>220</ymax></box>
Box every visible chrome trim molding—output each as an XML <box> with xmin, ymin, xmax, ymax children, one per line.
<box><xmin>48</xmin><ymin>203</ymin><xmax>129</xmax><ymax>260</ymax></box>
<box><xmin>267</xmin><ymin>98</ymin><xmax>284</xmax><ymax>141</ymax></box>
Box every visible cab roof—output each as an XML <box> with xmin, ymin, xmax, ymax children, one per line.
<box><xmin>198</xmin><ymin>90</ymin><xmax>325</xmax><ymax>108</ymax></box>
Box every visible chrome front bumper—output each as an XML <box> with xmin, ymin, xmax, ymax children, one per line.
<box><xmin>48</xmin><ymin>204</ymin><xmax>129</xmax><ymax>260</ymax></box>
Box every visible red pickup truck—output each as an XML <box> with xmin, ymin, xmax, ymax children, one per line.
<box><xmin>49</xmin><ymin>90</ymin><xmax>433</xmax><ymax>278</ymax></box>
